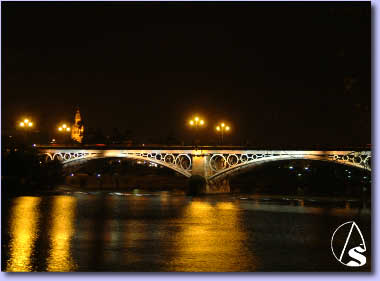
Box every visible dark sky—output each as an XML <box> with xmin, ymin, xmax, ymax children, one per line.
<box><xmin>2</xmin><ymin>1</ymin><xmax>371</xmax><ymax>145</ymax></box>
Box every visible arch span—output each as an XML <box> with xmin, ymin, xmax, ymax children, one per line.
<box><xmin>207</xmin><ymin>154</ymin><xmax>370</xmax><ymax>182</ymax></box>
<box><xmin>44</xmin><ymin>152</ymin><xmax>192</xmax><ymax>178</ymax></box>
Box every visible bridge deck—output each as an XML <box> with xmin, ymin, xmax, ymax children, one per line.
<box><xmin>35</xmin><ymin>144</ymin><xmax>371</xmax><ymax>151</ymax></box>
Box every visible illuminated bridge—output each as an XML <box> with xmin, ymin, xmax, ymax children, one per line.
<box><xmin>37</xmin><ymin>146</ymin><xmax>371</xmax><ymax>193</ymax></box>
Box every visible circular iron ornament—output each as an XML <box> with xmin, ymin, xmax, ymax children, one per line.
<box><xmin>55</xmin><ymin>153</ymin><xmax>63</xmax><ymax>161</ymax></box>
<box><xmin>240</xmin><ymin>154</ymin><xmax>249</xmax><ymax>163</ymax></box>
<box><xmin>354</xmin><ymin>156</ymin><xmax>362</xmax><ymax>164</ymax></box>
<box><xmin>164</xmin><ymin>154</ymin><xmax>176</xmax><ymax>164</ymax></box>
<box><xmin>155</xmin><ymin>154</ymin><xmax>162</xmax><ymax>161</ymax></box>
<box><xmin>209</xmin><ymin>154</ymin><xmax>227</xmax><ymax>172</ymax></box>
<box><xmin>64</xmin><ymin>153</ymin><xmax>71</xmax><ymax>160</ymax></box>
<box><xmin>175</xmin><ymin>154</ymin><xmax>192</xmax><ymax>170</ymax></box>
<box><xmin>227</xmin><ymin>154</ymin><xmax>239</xmax><ymax>166</ymax></box>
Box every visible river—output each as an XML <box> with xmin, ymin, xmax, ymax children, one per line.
<box><xmin>1</xmin><ymin>190</ymin><xmax>371</xmax><ymax>272</ymax></box>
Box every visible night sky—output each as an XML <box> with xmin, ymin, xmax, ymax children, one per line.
<box><xmin>2</xmin><ymin>2</ymin><xmax>371</xmax><ymax>145</ymax></box>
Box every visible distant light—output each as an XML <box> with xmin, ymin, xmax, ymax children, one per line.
<box><xmin>195</xmin><ymin>117</ymin><xmax>199</xmax><ymax>122</ymax></box>
<box><xmin>216</xmin><ymin>126</ymin><xmax>220</xmax><ymax>131</ymax></box>
<box><xmin>304</xmin><ymin>167</ymin><xmax>309</xmax><ymax>170</ymax></box>
<box><xmin>348</xmin><ymin>175</ymin><xmax>351</xmax><ymax>178</ymax></box>
<box><xmin>28</xmin><ymin>122</ymin><xmax>33</xmax><ymax>127</ymax></box>
<box><xmin>348</xmin><ymin>171</ymin><xmax>351</xmax><ymax>174</ymax></box>
<box><xmin>298</xmin><ymin>173</ymin><xmax>302</xmax><ymax>176</ymax></box>
<box><xmin>221</xmin><ymin>123</ymin><xmax>225</xmax><ymax>127</ymax></box>
<box><xmin>70</xmin><ymin>173</ymin><xmax>74</xmax><ymax>177</ymax></box>
<box><xmin>19</xmin><ymin>122</ymin><xmax>25</xmax><ymax>127</ymax></box>
<box><xmin>24</xmin><ymin>119</ymin><xmax>29</xmax><ymax>123</ymax></box>
<box><xmin>52</xmin><ymin>138</ymin><xmax>56</xmax><ymax>142</ymax></box>
<box><xmin>289</xmin><ymin>166</ymin><xmax>294</xmax><ymax>170</ymax></box>
<box><xmin>199</xmin><ymin>120</ymin><xmax>204</xmax><ymax>125</ymax></box>
<box><xmin>58</xmin><ymin>127</ymin><xmax>63</xmax><ymax>131</ymax></box>
<box><xmin>66</xmin><ymin>127</ymin><xmax>70</xmax><ymax>132</ymax></box>
<box><xmin>189</xmin><ymin>120</ymin><xmax>194</xmax><ymax>126</ymax></box>
<box><xmin>32</xmin><ymin>144</ymin><xmax>36</xmax><ymax>147</ymax></box>
<box><xmin>97</xmin><ymin>174</ymin><xmax>101</xmax><ymax>177</ymax></box>
<box><xmin>62</xmin><ymin>124</ymin><xmax>67</xmax><ymax>128</ymax></box>
<box><xmin>226</xmin><ymin>126</ymin><xmax>230</xmax><ymax>131</ymax></box>
<box><xmin>118</xmin><ymin>160</ymin><xmax>121</xmax><ymax>163</ymax></box>
<box><xmin>39</xmin><ymin>161</ymin><xmax>42</xmax><ymax>164</ymax></box>
<box><xmin>9</xmin><ymin>135</ymin><xmax>12</xmax><ymax>138</ymax></box>
<box><xmin>363</xmin><ymin>176</ymin><xmax>367</xmax><ymax>179</ymax></box>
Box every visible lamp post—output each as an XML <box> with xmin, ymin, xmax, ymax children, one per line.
<box><xmin>216</xmin><ymin>122</ymin><xmax>230</xmax><ymax>145</ymax></box>
<box><xmin>58</xmin><ymin>123</ymin><xmax>71</xmax><ymax>144</ymax></box>
<box><xmin>189</xmin><ymin>116</ymin><xmax>205</xmax><ymax>149</ymax></box>
<box><xmin>18</xmin><ymin>118</ymin><xmax>34</xmax><ymax>145</ymax></box>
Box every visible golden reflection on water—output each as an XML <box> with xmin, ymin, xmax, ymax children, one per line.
<box><xmin>6</xmin><ymin>197</ymin><xmax>41</xmax><ymax>272</ymax></box>
<box><xmin>46</xmin><ymin>196</ymin><xmax>77</xmax><ymax>272</ymax></box>
<box><xmin>169</xmin><ymin>200</ymin><xmax>257</xmax><ymax>272</ymax></box>
<box><xmin>103</xmin><ymin>196</ymin><xmax>123</xmax><ymax>265</ymax></box>
<box><xmin>122</xmin><ymin>198</ymin><xmax>149</xmax><ymax>265</ymax></box>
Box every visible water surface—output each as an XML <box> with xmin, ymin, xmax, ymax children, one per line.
<box><xmin>2</xmin><ymin>190</ymin><xmax>371</xmax><ymax>272</ymax></box>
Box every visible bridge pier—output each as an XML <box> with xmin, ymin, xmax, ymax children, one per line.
<box><xmin>192</xmin><ymin>154</ymin><xmax>230</xmax><ymax>194</ymax></box>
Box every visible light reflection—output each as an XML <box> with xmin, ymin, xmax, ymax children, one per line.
<box><xmin>103</xmin><ymin>196</ymin><xmax>123</xmax><ymax>265</ymax></box>
<box><xmin>46</xmin><ymin>196</ymin><xmax>77</xmax><ymax>272</ymax></box>
<box><xmin>169</xmin><ymin>200</ymin><xmax>257</xmax><ymax>271</ymax></box>
<box><xmin>6</xmin><ymin>197</ymin><xmax>41</xmax><ymax>272</ymax></box>
<box><xmin>123</xmin><ymin>219</ymin><xmax>147</xmax><ymax>264</ymax></box>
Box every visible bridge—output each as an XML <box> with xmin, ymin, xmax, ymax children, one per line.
<box><xmin>37</xmin><ymin>145</ymin><xmax>371</xmax><ymax>193</ymax></box>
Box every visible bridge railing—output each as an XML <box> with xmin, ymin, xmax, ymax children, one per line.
<box><xmin>35</xmin><ymin>144</ymin><xmax>371</xmax><ymax>151</ymax></box>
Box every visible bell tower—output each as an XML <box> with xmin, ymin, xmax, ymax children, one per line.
<box><xmin>71</xmin><ymin>107</ymin><xmax>84</xmax><ymax>143</ymax></box>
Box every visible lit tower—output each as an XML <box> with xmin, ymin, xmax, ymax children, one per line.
<box><xmin>71</xmin><ymin>107</ymin><xmax>84</xmax><ymax>143</ymax></box>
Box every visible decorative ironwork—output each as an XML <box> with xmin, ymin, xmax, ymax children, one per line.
<box><xmin>208</xmin><ymin>151</ymin><xmax>371</xmax><ymax>180</ymax></box>
<box><xmin>44</xmin><ymin>151</ymin><xmax>193</xmax><ymax>177</ymax></box>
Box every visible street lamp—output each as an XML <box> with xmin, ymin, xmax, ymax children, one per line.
<box><xmin>58</xmin><ymin>123</ymin><xmax>71</xmax><ymax>144</ymax></box>
<box><xmin>216</xmin><ymin>122</ymin><xmax>230</xmax><ymax>145</ymax></box>
<box><xmin>189</xmin><ymin>116</ymin><xmax>205</xmax><ymax>128</ymax></box>
<box><xmin>189</xmin><ymin>116</ymin><xmax>205</xmax><ymax>149</ymax></box>
<box><xmin>58</xmin><ymin>123</ymin><xmax>71</xmax><ymax>132</ymax></box>
<box><xmin>18</xmin><ymin>118</ymin><xmax>35</xmax><ymax>145</ymax></box>
<box><xmin>19</xmin><ymin>118</ymin><xmax>33</xmax><ymax>128</ymax></box>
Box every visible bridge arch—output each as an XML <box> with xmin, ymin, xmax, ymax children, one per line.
<box><xmin>43</xmin><ymin>153</ymin><xmax>192</xmax><ymax>178</ymax></box>
<box><xmin>207</xmin><ymin>154</ymin><xmax>370</xmax><ymax>182</ymax></box>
